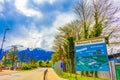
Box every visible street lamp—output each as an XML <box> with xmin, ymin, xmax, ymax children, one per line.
<box><xmin>0</xmin><ymin>28</ymin><xmax>10</xmax><ymax>70</ymax></box>
<box><xmin>0</xmin><ymin>28</ymin><xmax>10</xmax><ymax>53</ymax></box>
<box><xmin>0</xmin><ymin>28</ymin><xmax>10</xmax><ymax>56</ymax></box>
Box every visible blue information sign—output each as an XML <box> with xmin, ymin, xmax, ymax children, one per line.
<box><xmin>60</xmin><ymin>62</ymin><xmax>65</xmax><ymax>68</ymax></box>
<box><xmin>75</xmin><ymin>38</ymin><xmax>109</xmax><ymax>71</ymax></box>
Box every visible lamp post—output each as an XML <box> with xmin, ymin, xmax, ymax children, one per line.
<box><xmin>0</xmin><ymin>28</ymin><xmax>10</xmax><ymax>53</ymax></box>
<box><xmin>0</xmin><ymin>28</ymin><xmax>10</xmax><ymax>69</ymax></box>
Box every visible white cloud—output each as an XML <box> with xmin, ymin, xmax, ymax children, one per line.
<box><xmin>53</xmin><ymin>11</ymin><xmax>76</xmax><ymax>28</ymax></box>
<box><xmin>0</xmin><ymin>4</ymin><xmax>3</xmax><ymax>12</ymax></box>
<box><xmin>5</xmin><ymin>25</ymin><xmax>42</xmax><ymax>49</ymax></box>
<box><xmin>39</xmin><ymin>11</ymin><xmax>76</xmax><ymax>50</ymax></box>
<box><xmin>33</xmin><ymin>0</ymin><xmax>56</xmax><ymax>5</ymax></box>
<box><xmin>0</xmin><ymin>0</ymin><xmax>4</xmax><ymax>13</ymax></box>
<box><xmin>14</xmin><ymin>0</ymin><xmax>43</xmax><ymax>18</ymax></box>
<box><xmin>3</xmin><ymin>11</ymin><xmax>76</xmax><ymax>51</ymax></box>
<box><xmin>0</xmin><ymin>0</ymin><xmax>4</xmax><ymax>3</ymax></box>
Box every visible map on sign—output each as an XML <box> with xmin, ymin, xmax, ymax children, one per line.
<box><xmin>75</xmin><ymin>38</ymin><xmax>109</xmax><ymax>71</ymax></box>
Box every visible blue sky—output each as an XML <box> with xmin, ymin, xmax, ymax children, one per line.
<box><xmin>0</xmin><ymin>0</ymin><xmax>76</xmax><ymax>50</ymax></box>
<box><xmin>0</xmin><ymin>0</ymin><xmax>120</xmax><ymax>52</ymax></box>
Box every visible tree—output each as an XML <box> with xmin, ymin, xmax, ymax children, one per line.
<box><xmin>67</xmin><ymin>37</ymin><xmax>75</xmax><ymax>73</ymax></box>
<box><xmin>74</xmin><ymin>0</ymin><xmax>119</xmax><ymax>77</ymax></box>
<box><xmin>41</xmin><ymin>61</ymin><xmax>46</xmax><ymax>67</ymax></box>
<box><xmin>31</xmin><ymin>58</ymin><xmax>37</xmax><ymax>68</ymax></box>
<box><xmin>74</xmin><ymin>0</ymin><xmax>92</xmax><ymax>39</ymax></box>
<box><xmin>74</xmin><ymin>0</ymin><xmax>118</xmax><ymax>39</ymax></box>
<box><xmin>52</xmin><ymin>52</ymin><xmax>60</xmax><ymax>64</ymax></box>
<box><xmin>52</xmin><ymin>23</ymin><xmax>78</xmax><ymax>72</ymax></box>
<box><xmin>9</xmin><ymin>46</ymin><xmax>18</xmax><ymax>67</ymax></box>
<box><xmin>2</xmin><ymin>53</ymin><xmax>7</xmax><ymax>67</ymax></box>
<box><xmin>52</xmin><ymin>0</ymin><xmax>119</xmax><ymax>76</ymax></box>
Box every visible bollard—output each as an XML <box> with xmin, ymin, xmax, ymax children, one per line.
<box><xmin>43</xmin><ymin>69</ymin><xmax>48</xmax><ymax>80</ymax></box>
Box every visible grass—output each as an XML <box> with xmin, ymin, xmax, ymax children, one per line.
<box><xmin>55</xmin><ymin>71</ymin><xmax>109</xmax><ymax>80</ymax></box>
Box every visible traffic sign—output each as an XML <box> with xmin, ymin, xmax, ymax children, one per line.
<box><xmin>60</xmin><ymin>62</ymin><xmax>64</xmax><ymax>68</ymax></box>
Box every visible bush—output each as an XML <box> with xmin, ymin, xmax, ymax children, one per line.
<box><xmin>37</xmin><ymin>60</ymin><xmax>53</xmax><ymax>67</ymax></box>
<box><xmin>22</xmin><ymin>63</ymin><xmax>32</xmax><ymax>70</ymax></box>
<box><xmin>38</xmin><ymin>60</ymin><xmax>46</xmax><ymax>67</ymax></box>
<box><xmin>46</xmin><ymin>60</ymin><xmax>53</xmax><ymax>67</ymax></box>
<box><xmin>31</xmin><ymin>65</ymin><xmax>37</xmax><ymax>68</ymax></box>
<box><xmin>37</xmin><ymin>60</ymin><xmax>43</xmax><ymax>67</ymax></box>
<box><xmin>41</xmin><ymin>62</ymin><xmax>46</xmax><ymax>67</ymax></box>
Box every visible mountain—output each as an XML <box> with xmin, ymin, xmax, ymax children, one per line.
<box><xmin>18</xmin><ymin>48</ymin><xmax>54</xmax><ymax>62</ymax></box>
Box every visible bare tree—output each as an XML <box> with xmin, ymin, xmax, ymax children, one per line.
<box><xmin>74</xmin><ymin>0</ymin><xmax>93</xmax><ymax>39</ymax></box>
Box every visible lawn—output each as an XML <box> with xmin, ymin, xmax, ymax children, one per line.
<box><xmin>56</xmin><ymin>71</ymin><xmax>109</xmax><ymax>80</ymax></box>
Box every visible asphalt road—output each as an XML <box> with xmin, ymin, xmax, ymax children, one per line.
<box><xmin>0</xmin><ymin>68</ymin><xmax>47</xmax><ymax>80</ymax></box>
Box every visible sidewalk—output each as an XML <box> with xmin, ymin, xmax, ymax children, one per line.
<box><xmin>46</xmin><ymin>68</ymin><xmax>67</xmax><ymax>80</ymax></box>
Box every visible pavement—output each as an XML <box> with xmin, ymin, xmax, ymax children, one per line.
<box><xmin>0</xmin><ymin>68</ymin><xmax>46</xmax><ymax>80</ymax></box>
<box><xmin>46</xmin><ymin>68</ymin><xmax>67</xmax><ymax>80</ymax></box>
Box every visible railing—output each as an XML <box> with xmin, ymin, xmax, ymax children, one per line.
<box><xmin>43</xmin><ymin>69</ymin><xmax>48</xmax><ymax>80</ymax></box>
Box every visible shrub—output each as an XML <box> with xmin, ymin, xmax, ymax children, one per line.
<box><xmin>46</xmin><ymin>60</ymin><xmax>53</xmax><ymax>67</ymax></box>
<box><xmin>37</xmin><ymin>60</ymin><xmax>46</xmax><ymax>67</ymax></box>
<box><xmin>31</xmin><ymin>65</ymin><xmax>37</xmax><ymax>68</ymax></box>
<box><xmin>37</xmin><ymin>60</ymin><xmax>43</xmax><ymax>67</ymax></box>
<box><xmin>22</xmin><ymin>63</ymin><xmax>32</xmax><ymax>70</ymax></box>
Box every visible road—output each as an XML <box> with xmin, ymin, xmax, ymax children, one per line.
<box><xmin>0</xmin><ymin>68</ymin><xmax>47</xmax><ymax>80</ymax></box>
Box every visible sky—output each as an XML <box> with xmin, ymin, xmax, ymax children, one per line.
<box><xmin>0</xmin><ymin>0</ymin><xmax>76</xmax><ymax>50</ymax></box>
<box><xmin>0</xmin><ymin>0</ymin><xmax>120</xmax><ymax>53</ymax></box>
